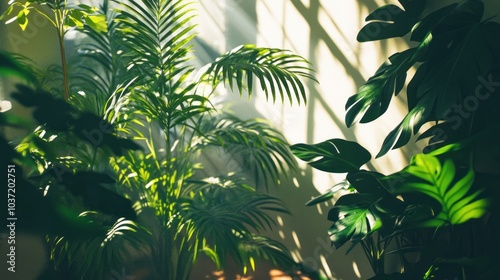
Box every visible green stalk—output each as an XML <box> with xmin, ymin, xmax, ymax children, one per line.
<box><xmin>55</xmin><ymin>8</ymin><xmax>70</xmax><ymax>100</ymax></box>
<box><xmin>58</xmin><ymin>28</ymin><xmax>70</xmax><ymax>100</ymax></box>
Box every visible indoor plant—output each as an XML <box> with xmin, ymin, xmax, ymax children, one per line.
<box><xmin>292</xmin><ymin>0</ymin><xmax>500</xmax><ymax>279</ymax></box>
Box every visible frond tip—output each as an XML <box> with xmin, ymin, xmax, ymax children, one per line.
<box><xmin>201</xmin><ymin>44</ymin><xmax>317</xmax><ymax>105</ymax></box>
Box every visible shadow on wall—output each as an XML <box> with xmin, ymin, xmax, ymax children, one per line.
<box><xmin>194</xmin><ymin>0</ymin><xmax>421</xmax><ymax>279</ymax></box>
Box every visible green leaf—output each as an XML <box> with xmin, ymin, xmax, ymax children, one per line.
<box><xmin>202</xmin><ymin>44</ymin><xmax>316</xmax><ymax>105</ymax></box>
<box><xmin>0</xmin><ymin>51</ymin><xmax>35</xmax><ymax>81</ymax></box>
<box><xmin>377</xmin><ymin>95</ymin><xmax>431</xmax><ymax>158</ymax></box>
<box><xmin>291</xmin><ymin>139</ymin><xmax>371</xmax><ymax>173</ymax></box>
<box><xmin>357</xmin><ymin>0</ymin><xmax>427</xmax><ymax>42</ymax></box>
<box><xmin>0</xmin><ymin>112</ymin><xmax>33</xmax><ymax>128</ymax></box>
<box><xmin>77</xmin><ymin>4</ymin><xmax>98</xmax><ymax>13</ymax></box>
<box><xmin>84</xmin><ymin>14</ymin><xmax>108</xmax><ymax>33</ymax></box>
<box><xmin>379</xmin><ymin>12</ymin><xmax>494</xmax><ymax>156</ymax></box>
<box><xmin>16</xmin><ymin>8</ymin><xmax>29</xmax><ymax>31</ymax></box>
<box><xmin>410</xmin><ymin>3</ymin><xmax>459</xmax><ymax>42</ymax></box>
<box><xmin>394</xmin><ymin>154</ymin><xmax>490</xmax><ymax>227</ymax></box>
<box><xmin>66</xmin><ymin>9</ymin><xmax>85</xmax><ymax>29</ymax></box>
<box><xmin>327</xmin><ymin>193</ymin><xmax>383</xmax><ymax>249</ymax></box>
<box><xmin>345</xmin><ymin>33</ymin><xmax>432</xmax><ymax>127</ymax></box>
<box><xmin>305</xmin><ymin>180</ymin><xmax>350</xmax><ymax>206</ymax></box>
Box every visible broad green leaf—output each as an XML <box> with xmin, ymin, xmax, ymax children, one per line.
<box><xmin>291</xmin><ymin>139</ymin><xmax>371</xmax><ymax>173</ymax></box>
<box><xmin>322</xmin><ymin>171</ymin><xmax>406</xmax><ymax>245</ymax></box>
<box><xmin>347</xmin><ymin>170</ymin><xmax>405</xmax><ymax>214</ymax></box>
<box><xmin>345</xmin><ymin>33</ymin><xmax>431</xmax><ymax>127</ymax></box>
<box><xmin>377</xmin><ymin>95</ymin><xmax>431</xmax><ymax>158</ymax></box>
<box><xmin>410</xmin><ymin>3</ymin><xmax>459</xmax><ymax>42</ymax></box>
<box><xmin>377</xmin><ymin>1</ymin><xmax>493</xmax><ymax>157</ymax></box>
<box><xmin>357</xmin><ymin>0</ymin><xmax>426</xmax><ymax>42</ymax></box>
<box><xmin>327</xmin><ymin>193</ymin><xmax>383</xmax><ymax>249</ymax></box>
<box><xmin>394</xmin><ymin>154</ymin><xmax>489</xmax><ymax>227</ymax></box>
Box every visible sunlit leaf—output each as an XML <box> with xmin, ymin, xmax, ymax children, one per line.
<box><xmin>201</xmin><ymin>44</ymin><xmax>316</xmax><ymax>105</ymax></box>
<box><xmin>16</xmin><ymin>8</ymin><xmax>29</xmax><ymax>31</ymax></box>
<box><xmin>85</xmin><ymin>14</ymin><xmax>107</xmax><ymax>33</ymax></box>
<box><xmin>327</xmin><ymin>193</ymin><xmax>383</xmax><ymax>249</ymax></box>
<box><xmin>394</xmin><ymin>154</ymin><xmax>490</xmax><ymax>227</ymax></box>
<box><xmin>291</xmin><ymin>139</ymin><xmax>371</xmax><ymax>173</ymax></box>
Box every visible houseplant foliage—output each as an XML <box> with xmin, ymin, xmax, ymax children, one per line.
<box><xmin>2</xmin><ymin>0</ymin><xmax>318</xmax><ymax>279</ymax></box>
<box><xmin>292</xmin><ymin>0</ymin><xmax>500</xmax><ymax>279</ymax></box>
<box><xmin>0</xmin><ymin>51</ymin><xmax>143</xmax><ymax>278</ymax></box>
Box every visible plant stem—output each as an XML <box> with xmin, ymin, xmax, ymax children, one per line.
<box><xmin>58</xmin><ymin>25</ymin><xmax>70</xmax><ymax>100</ymax></box>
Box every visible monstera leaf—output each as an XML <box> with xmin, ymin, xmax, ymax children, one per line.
<box><xmin>346</xmin><ymin>31</ymin><xmax>432</xmax><ymax>128</ymax></box>
<box><xmin>371</xmin><ymin>1</ymin><xmax>497</xmax><ymax>157</ymax></box>
<box><xmin>356</xmin><ymin>0</ymin><xmax>427</xmax><ymax>42</ymax></box>
<box><xmin>325</xmin><ymin>170</ymin><xmax>405</xmax><ymax>250</ymax></box>
<box><xmin>394</xmin><ymin>154</ymin><xmax>489</xmax><ymax>227</ymax></box>
<box><xmin>291</xmin><ymin>139</ymin><xmax>371</xmax><ymax>173</ymax></box>
<box><xmin>327</xmin><ymin>193</ymin><xmax>383</xmax><ymax>250</ymax></box>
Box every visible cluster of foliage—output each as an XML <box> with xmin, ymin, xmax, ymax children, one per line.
<box><xmin>1</xmin><ymin>51</ymin><xmax>142</xmax><ymax>279</ymax></box>
<box><xmin>292</xmin><ymin>0</ymin><xmax>500</xmax><ymax>279</ymax></box>
<box><xmin>1</xmin><ymin>0</ymin><xmax>319</xmax><ymax>279</ymax></box>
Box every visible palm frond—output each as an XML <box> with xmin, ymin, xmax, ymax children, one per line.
<box><xmin>180</xmin><ymin>179</ymin><xmax>288</xmax><ymax>269</ymax></box>
<box><xmin>194</xmin><ymin>114</ymin><xmax>298</xmax><ymax>190</ymax></box>
<box><xmin>200</xmin><ymin>44</ymin><xmax>317</xmax><ymax>105</ymax></box>
<box><xmin>116</xmin><ymin>0</ymin><xmax>196</xmax><ymax>92</ymax></box>
<box><xmin>237</xmin><ymin>236</ymin><xmax>299</xmax><ymax>275</ymax></box>
<box><xmin>70</xmin><ymin>3</ymin><xmax>133</xmax><ymax>116</ymax></box>
<box><xmin>50</xmin><ymin>214</ymin><xmax>150</xmax><ymax>279</ymax></box>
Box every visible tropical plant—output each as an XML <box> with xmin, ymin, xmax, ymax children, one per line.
<box><xmin>2</xmin><ymin>0</ymin><xmax>319</xmax><ymax>279</ymax></box>
<box><xmin>0</xmin><ymin>51</ymin><xmax>142</xmax><ymax>279</ymax></box>
<box><xmin>292</xmin><ymin>0</ymin><xmax>500</xmax><ymax>279</ymax></box>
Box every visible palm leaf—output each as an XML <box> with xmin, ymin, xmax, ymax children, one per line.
<box><xmin>180</xmin><ymin>179</ymin><xmax>288</xmax><ymax>269</ymax></box>
<box><xmin>70</xmin><ymin>3</ymin><xmax>132</xmax><ymax>116</ymax></box>
<box><xmin>116</xmin><ymin>0</ymin><xmax>196</xmax><ymax>91</ymax></box>
<box><xmin>237</xmin><ymin>236</ymin><xmax>300</xmax><ymax>275</ymax></box>
<box><xmin>50</xmin><ymin>215</ymin><xmax>149</xmax><ymax>279</ymax></box>
<box><xmin>195</xmin><ymin>114</ymin><xmax>298</xmax><ymax>189</ymax></box>
<box><xmin>200</xmin><ymin>44</ymin><xmax>317</xmax><ymax>105</ymax></box>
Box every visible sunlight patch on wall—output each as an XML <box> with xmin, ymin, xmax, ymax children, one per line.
<box><xmin>316</xmin><ymin>203</ymin><xmax>323</xmax><ymax>215</ymax></box>
<box><xmin>279</xmin><ymin>230</ymin><xmax>286</xmax><ymax>240</ymax></box>
<box><xmin>292</xmin><ymin>230</ymin><xmax>302</xmax><ymax>249</ymax></box>
<box><xmin>291</xmin><ymin>249</ymin><xmax>303</xmax><ymax>262</ymax></box>
<box><xmin>320</xmin><ymin>255</ymin><xmax>333</xmax><ymax>279</ymax></box>
<box><xmin>352</xmin><ymin>261</ymin><xmax>362</xmax><ymax>279</ymax></box>
<box><xmin>277</xmin><ymin>215</ymin><xmax>284</xmax><ymax>227</ymax></box>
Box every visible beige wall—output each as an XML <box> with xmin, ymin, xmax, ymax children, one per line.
<box><xmin>195</xmin><ymin>1</ymin><xmax>417</xmax><ymax>278</ymax></box>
